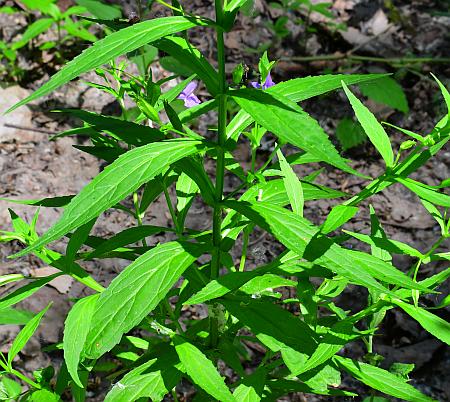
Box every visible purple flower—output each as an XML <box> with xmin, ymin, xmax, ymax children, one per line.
<box><xmin>251</xmin><ymin>72</ymin><xmax>275</xmax><ymax>90</ymax></box>
<box><xmin>178</xmin><ymin>81</ymin><xmax>201</xmax><ymax>108</ymax></box>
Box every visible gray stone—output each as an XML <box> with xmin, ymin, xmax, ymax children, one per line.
<box><xmin>0</xmin><ymin>86</ymin><xmax>39</xmax><ymax>143</ymax></box>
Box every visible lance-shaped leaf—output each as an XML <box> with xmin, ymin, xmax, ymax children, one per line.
<box><xmin>185</xmin><ymin>252</ymin><xmax>306</xmax><ymax>305</ymax></box>
<box><xmin>0</xmin><ymin>195</ymin><xmax>73</xmax><ymax>208</ymax></box>
<box><xmin>231</xmin><ymin>89</ymin><xmax>359</xmax><ymax>176</ymax></box>
<box><xmin>221</xmin><ymin>179</ymin><xmax>347</xmax><ymax>252</ymax></box>
<box><xmin>227</xmin><ymin>74</ymin><xmax>387</xmax><ymax>141</ymax></box>
<box><xmin>64</xmin><ymin>294</ymin><xmax>99</xmax><ymax>387</ymax></box>
<box><xmin>104</xmin><ymin>349</ymin><xmax>182</xmax><ymax>402</ymax></box>
<box><xmin>56</xmin><ymin>109</ymin><xmax>164</xmax><ymax>146</ymax></box>
<box><xmin>8</xmin><ymin>303</ymin><xmax>51</xmax><ymax>365</ymax></box>
<box><xmin>392</xmin><ymin>300</ymin><xmax>450</xmax><ymax>345</ymax></box>
<box><xmin>11</xmin><ymin>18</ymin><xmax>54</xmax><ymax>50</ymax></box>
<box><xmin>12</xmin><ymin>139</ymin><xmax>205</xmax><ymax>258</ymax></box>
<box><xmin>0</xmin><ymin>275</ymin><xmax>61</xmax><ymax>311</ymax></box>
<box><xmin>7</xmin><ymin>16</ymin><xmax>202</xmax><ymax>113</ymax></box>
<box><xmin>84</xmin><ymin>241</ymin><xmax>205</xmax><ymax>358</ymax></box>
<box><xmin>342</xmin><ymin>82</ymin><xmax>394</xmax><ymax>166</ymax></box>
<box><xmin>176</xmin><ymin>172</ymin><xmax>199</xmax><ymax>229</ymax></box>
<box><xmin>173</xmin><ymin>335</ymin><xmax>235</xmax><ymax>402</ymax></box>
<box><xmin>84</xmin><ymin>225</ymin><xmax>173</xmax><ymax>259</ymax></box>
<box><xmin>277</xmin><ymin>149</ymin><xmax>304</xmax><ymax>216</ymax></box>
<box><xmin>223</xmin><ymin>299</ymin><xmax>317</xmax><ymax>353</ymax></box>
<box><xmin>224</xmin><ymin>201</ymin><xmax>430</xmax><ymax>294</ymax></box>
<box><xmin>225</xmin><ymin>0</ymin><xmax>249</xmax><ymax>12</ymax></box>
<box><xmin>294</xmin><ymin>322</ymin><xmax>361</xmax><ymax>376</ymax></box>
<box><xmin>0</xmin><ymin>308</ymin><xmax>34</xmax><ymax>325</ymax></box>
<box><xmin>396</xmin><ymin>177</ymin><xmax>450</xmax><ymax>208</ymax></box>
<box><xmin>335</xmin><ymin>356</ymin><xmax>436</xmax><ymax>402</ymax></box>
<box><xmin>222</xmin><ymin>298</ymin><xmax>316</xmax><ymax>373</ymax></box>
<box><xmin>154</xmin><ymin>36</ymin><xmax>219</xmax><ymax>95</ymax></box>
<box><xmin>321</xmin><ymin>205</ymin><xmax>358</xmax><ymax>234</ymax></box>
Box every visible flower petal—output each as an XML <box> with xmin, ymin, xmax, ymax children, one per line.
<box><xmin>262</xmin><ymin>72</ymin><xmax>275</xmax><ymax>89</ymax></box>
<box><xmin>181</xmin><ymin>81</ymin><xmax>198</xmax><ymax>97</ymax></box>
<box><xmin>184</xmin><ymin>94</ymin><xmax>201</xmax><ymax>108</ymax></box>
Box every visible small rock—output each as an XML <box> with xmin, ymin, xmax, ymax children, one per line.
<box><xmin>0</xmin><ymin>86</ymin><xmax>39</xmax><ymax>143</ymax></box>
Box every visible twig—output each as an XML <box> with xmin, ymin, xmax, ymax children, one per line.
<box><xmin>3</xmin><ymin>123</ymin><xmax>57</xmax><ymax>135</ymax></box>
<box><xmin>282</xmin><ymin>53</ymin><xmax>450</xmax><ymax>65</ymax></box>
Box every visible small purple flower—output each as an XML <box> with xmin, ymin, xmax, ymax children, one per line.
<box><xmin>178</xmin><ymin>81</ymin><xmax>201</xmax><ymax>108</ymax></box>
<box><xmin>251</xmin><ymin>72</ymin><xmax>275</xmax><ymax>90</ymax></box>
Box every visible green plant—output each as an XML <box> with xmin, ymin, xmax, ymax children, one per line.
<box><xmin>267</xmin><ymin>0</ymin><xmax>345</xmax><ymax>46</ymax></box>
<box><xmin>336</xmin><ymin>75</ymin><xmax>409</xmax><ymax>151</ymax></box>
<box><xmin>0</xmin><ymin>0</ymin><xmax>120</xmax><ymax>81</ymax></box>
<box><xmin>1</xmin><ymin>1</ymin><xmax>450</xmax><ymax>401</ymax></box>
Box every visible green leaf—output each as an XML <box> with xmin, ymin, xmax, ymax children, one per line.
<box><xmin>267</xmin><ymin>378</ymin><xmax>356</xmax><ymax>398</ymax></box>
<box><xmin>431</xmin><ymin>73</ymin><xmax>450</xmax><ymax>114</ymax></box>
<box><xmin>342</xmin><ymin>81</ymin><xmax>394</xmax><ymax>167</ymax></box>
<box><xmin>294</xmin><ymin>322</ymin><xmax>359</xmax><ymax>375</ymax></box>
<box><xmin>233</xmin><ymin>369</ymin><xmax>265</xmax><ymax>402</ymax></box>
<box><xmin>12</xmin><ymin>139</ymin><xmax>205</xmax><ymax>258</ymax></box>
<box><xmin>277</xmin><ymin>149</ymin><xmax>304</xmax><ymax>216</ymax></box>
<box><xmin>185</xmin><ymin>252</ymin><xmax>306</xmax><ymax>304</ymax></box>
<box><xmin>57</xmin><ymin>109</ymin><xmax>164</xmax><ymax>146</ymax></box>
<box><xmin>344</xmin><ymin>230</ymin><xmax>423</xmax><ymax>259</ymax></box>
<box><xmin>11</xmin><ymin>18</ymin><xmax>53</xmax><ymax>50</ymax></box>
<box><xmin>7</xmin><ymin>16</ymin><xmax>202</xmax><ymax>113</ymax></box>
<box><xmin>8</xmin><ymin>303</ymin><xmax>51</xmax><ymax>366</ymax></box>
<box><xmin>66</xmin><ymin>218</ymin><xmax>96</xmax><ymax>264</ymax></box>
<box><xmin>396</xmin><ymin>177</ymin><xmax>450</xmax><ymax>208</ymax></box>
<box><xmin>154</xmin><ymin>36</ymin><xmax>219</xmax><ymax>95</ymax></box>
<box><xmin>128</xmin><ymin>44</ymin><xmax>158</xmax><ymax>76</ymax></box>
<box><xmin>74</xmin><ymin>0</ymin><xmax>121</xmax><ymax>20</ymax></box>
<box><xmin>0</xmin><ymin>274</ymin><xmax>25</xmax><ymax>287</ymax></box>
<box><xmin>335</xmin><ymin>356</ymin><xmax>435</xmax><ymax>402</ymax></box>
<box><xmin>0</xmin><ymin>195</ymin><xmax>73</xmax><ymax>208</ymax></box>
<box><xmin>392</xmin><ymin>300</ymin><xmax>450</xmax><ymax>345</ymax></box>
<box><xmin>20</xmin><ymin>0</ymin><xmax>59</xmax><ymax>16</ymax></box>
<box><xmin>28</xmin><ymin>389</ymin><xmax>62</xmax><ymax>402</ymax></box>
<box><xmin>224</xmin><ymin>201</ymin><xmax>430</xmax><ymax>294</ymax></box>
<box><xmin>104</xmin><ymin>350</ymin><xmax>182</xmax><ymax>402</ymax></box>
<box><xmin>240</xmin><ymin>274</ymin><xmax>296</xmax><ymax>295</ymax></box>
<box><xmin>140</xmin><ymin>172</ymin><xmax>178</xmax><ymax>212</ymax></box>
<box><xmin>0</xmin><ymin>307</ymin><xmax>34</xmax><ymax>325</ymax></box>
<box><xmin>233</xmin><ymin>384</ymin><xmax>261</xmax><ymax>402</ymax></box>
<box><xmin>231</xmin><ymin>88</ymin><xmax>359</xmax><ymax>175</ymax></box>
<box><xmin>64</xmin><ymin>294</ymin><xmax>99</xmax><ymax>387</ymax></box>
<box><xmin>225</xmin><ymin>0</ymin><xmax>250</xmax><ymax>12</ymax></box>
<box><xmin>173</xmin><ymin>335</ymin><xmax>235</xmax><ymax>402</ymax></box>
<box><xmin>226</xmin><ymin>74</ymin><xmax>387</xmax><ymax>141</ymax></box>
<box><xmin>0</xmin><ymin>376</ymin><xmax>22</xmax><ymax>400</ymax></box>
<box><xmin>0</xmin><ymin>274</ymin><xmax>61</xmax><ymax>310</ymax></box>
<box><xmin>85</xmin><ymin>241</ymin><xmax>204</xmax><ymax>358</ymax></box>
<box><xmin>321</xmin><ymin>205</ymin><xmax>358</xmax><ymax>234</ymax></box>
<box><xmin>222</xmin><ymin>299</ymin><xmax>316</xmax><ymax>372</ymax></box>
<box><xmin>335</xmin><ymin>117</ymin><xmax>367</xmax><ymax>151</ymax></box>
<box><xmin>176</xmin><ymin>172</ymin><xmax>199</xmax><ymax>229</ymax></box>
<box><xmin>84</xmin><ymin>225</ymin><xmax>173</xmax><ymax>259</ymax></box>
<box><xmin>359</xmin><ymin>76</ymin><xmax>409</xmax><ymax>113</ymax></box>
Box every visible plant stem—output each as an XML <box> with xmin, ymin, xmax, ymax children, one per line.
<box><xmin>133</xmin><ymin>192</ymin><xmax>148</xmax><ymax>247</ymax></box>
<box><xmin>164</xmin><ymin>298</ymin><xmax>184</xmax><ymax>334</ymax></box>
<box><xmin>239</xmin><ymin>227</ymin><xmax>249</xmax><ymax>272</ymax></box>
<box><xmin>211</xmin><ymin>0</ymin><xmax>227</xmax><ymax>280</ymax></box>
<box><xmin>163</xmin><ymin>184</ymin><xmax>181</xmax><ymax>236</ymax></box>
<box><xmin>209</xmin><ymin>0</ymin><xmax>228</xmax><ymax>348</ymax></box>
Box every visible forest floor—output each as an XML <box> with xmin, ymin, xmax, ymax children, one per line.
<box><xmin>0</xmin><ymin>0</ymin><xmax>449</xmax><ymax>401</ymax></box>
